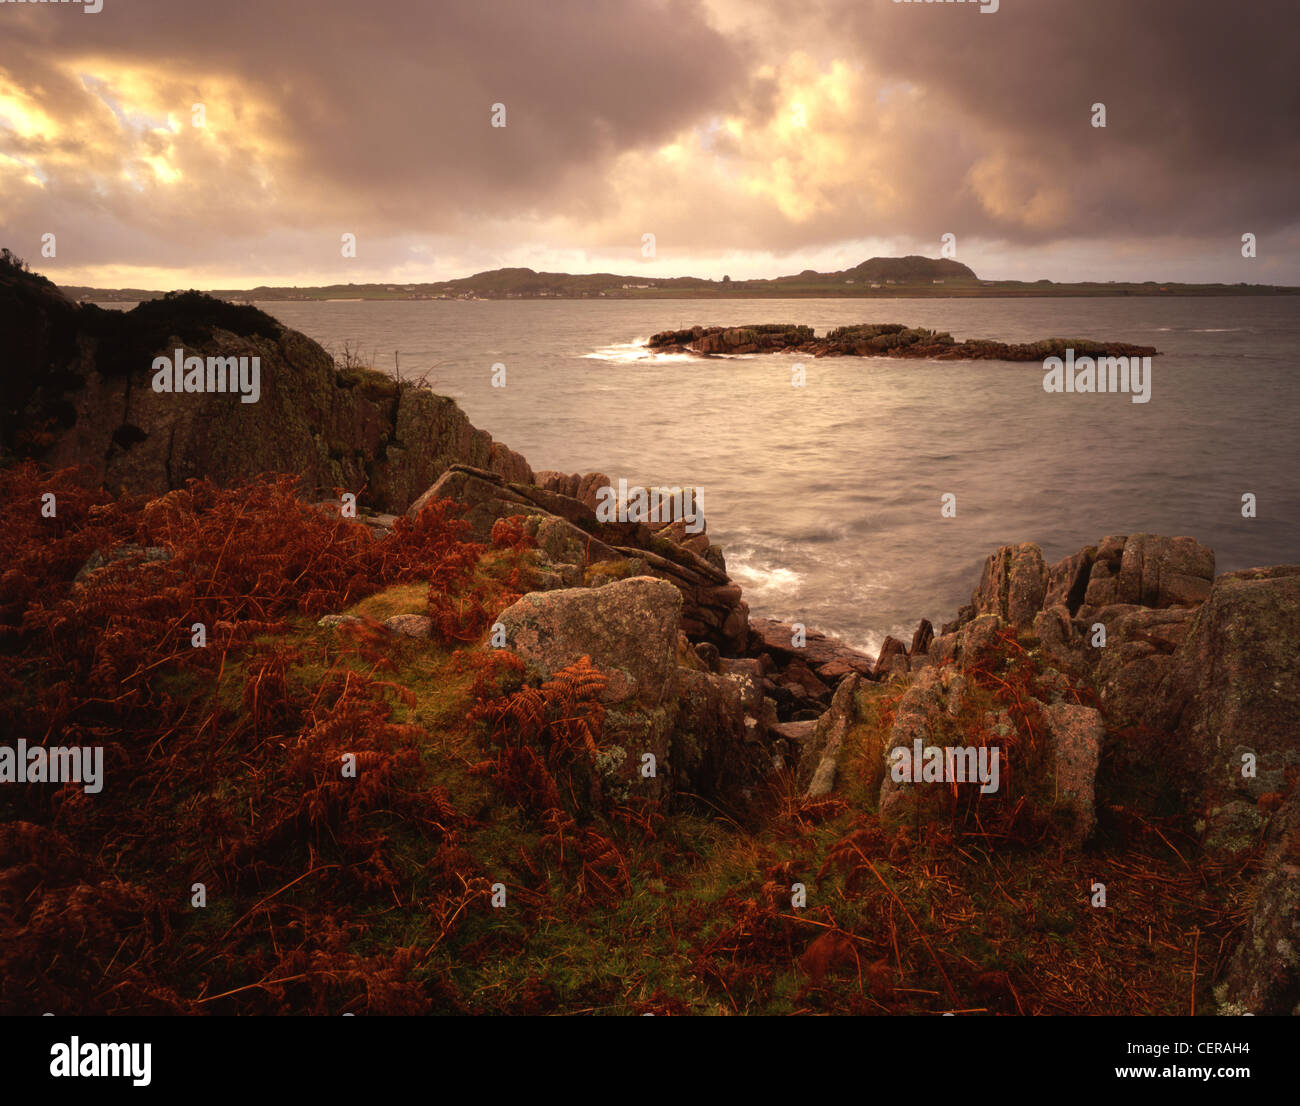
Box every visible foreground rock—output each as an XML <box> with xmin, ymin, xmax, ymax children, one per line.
<box><xmin>943</xmin><ymin>534</ymin><xmax>1217</xmax><ymax>732</ymax></box>
<box><xmin>647</xmin><ymin>322</ymin><xmax>1158</xmax><ymax>361</ymax></box>
<box><xmin>383</xmin><ymin>614</ymin><xmax>434</xmax><ymax>638</ymax></box>
<box><xmin>784</xmin><ymin>530</ymin><xmax>1297</xmax><ymax>1011</ymax></box>
<box><xmin>1217</xmin><ymin>792</ymin><xmax>1300</xmax><ymax>1016</ymax></box>
<box><xmin>804</xmin><ymin>675</ymin><xmax>867</xmax><ymax>798</ymax></box>
<box><xmin>1158</xmin><ymin>566</ymin><xmax>1300</xmax><ymax>857</ymax></box>
<box><xmin>937</xmin><ymin>535</ymin><xmax>1300</xmax><ymax>1012</ymax></box>
<box><xmin>496</xmin><ymin>577</ymin><xmax>680</xmax><ymax>707</ymax></box>
<box><xmin>1041</xmin><ymin>702</ymin><xmax>1104</xmax><ymax>842</ymax></box>
<box><xmin>493</xmin><ymin>576</ymin><xmax>767</xmax><ymax>802</ymax></box>
<box><xmin>874</xmin><ymin>667</ymin><xmax>969</xmax><ymax>825</ymax></box>
<box><xmin>410</xmin><ymin>464</ymin><xmax>751</xmax><ymax>653</ymax></box>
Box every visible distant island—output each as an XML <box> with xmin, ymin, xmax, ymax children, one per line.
<box><xmin>57</xmin><ymin>255</ymin><xmax>1299</xmax><ymax>303</ymax></box>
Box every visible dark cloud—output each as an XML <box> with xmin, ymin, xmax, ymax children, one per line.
<box><xmin>832</xmin><ymin>0</ymin><xmax>1300</xmax><ymax>238</ymax></box>
<box><xmin>0</xmin><ymin>0</ymin><xmax>1296</xmax><ymax>283</ymax></box>
<box><xmin>1</xmin><ymin>0</ymin><xmax>748</xmax><ymax>265</ymax></box>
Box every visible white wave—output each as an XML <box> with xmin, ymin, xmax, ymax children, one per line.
<box><xmin>581</xmin><ymin>338</ymin><xmax>697</xmax><ymax>364</ymax></box>
<box><xmin>728</xmin><ymin>557</ymin><xmax>803</xmax><ymax>597</ymax></box>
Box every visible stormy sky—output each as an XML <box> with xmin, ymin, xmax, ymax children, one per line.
<box><xmin>1</xmin><ymin>0</ymin><xmax>1297</xmax><ymax>288</ymax></box>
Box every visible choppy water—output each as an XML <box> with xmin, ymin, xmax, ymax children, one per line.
<box><xmin>130</xmin><ymin>296</ymin><xmax>1300</xmax><ymax>655</ymax></box>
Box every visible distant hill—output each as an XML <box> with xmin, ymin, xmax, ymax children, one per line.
<box><xmin>773</xmin><ymin>255</ymin><xmax>975</xmax><ymax>284</ymax></box>
<box><xmin>845</xmin><ymin>256</ymin><xmax>975</xmax><ymax>282</ymax></box>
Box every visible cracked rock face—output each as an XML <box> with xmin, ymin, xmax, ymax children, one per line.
<box><xmin>13</xmin><ymin>283</ymin><xmax>532</xmax><ymax>514</ymax></box>
<box><xmin>970</xmin><ymin>543</ymin><xmax>1050</xmax><ymax>630</ymax></box>
<box><xmin>1159</xmin><ymin>566</ymin><xmax>1300</xmax><ymax>851</ymax></box>
<box><xmin>494</xmin><ymin>576</ymin><xmax>683</xmax><ymax>801</ymax></box>
<box><xmin>493</xmin><ymin>574</ymin><xmax>765</xmax><ymax>802</ymax></box>
<box><xmin>1042</xmin><ymin>702</ymin><xmax>1103</xmax><ymax>841</ymax></box>
<box><xmin>1079</xmin><ymin>534</ymin><xmax>1215</xmax><ymax>615</ymax></box>
<box><xmin>413</xmin><ymin>464</ymin><xmax>753</xmax><ymax>653</ymax></box>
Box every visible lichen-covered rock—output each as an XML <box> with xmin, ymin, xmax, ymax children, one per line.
<box><xmin>970</xmin><ymin>543</ymin><xmax>1049</xmax><ymax>629</ymax></box>
<box><xmin>383</xmin><ymin>613</ymin><xmax>433</xmax><ymax>638</ymax></box>
<box><xmin>876</xmin><ymin>667</ymin><xmax>970</xmax><ymax>824</ymax></box>
<box><xmin>959</xmin><ymin>614</ymin><xmax>1005</xmax><ymax>666</ymax></box>
<box><xmin>1042</xmin><ymin>702</ymin><xmax>1103</xmax><ymax>841</ymax></box>
<box><xmin>531</xmin><ymin>514</ymin><xmax>587</xmax><ymax>564</ymax></box>
<box><xmin>1159</xmin><ymin>565</ymin><xmax>1300</xmax><ymax>843</ymax></box>
<box><xmin>1201</xmin><ymin>800</ymin><xmax>1265</xmax><ymax>857</ymax></box>
<box><xmin>317</xmin><ymin>614</ymin><xmax>362</xmax><ymax>629</ymax></box>
<box><xmin>412</xmin><ymin>464</ymin><xmax>752</xmax><ymax>652</ymax></box>
<box><xmin>718</xmin><ymin>655</ymin><xmax>761</xmax><ymax>699</ymax></box>
<box><xmin>671</xmin><ymin>667</ymin><xmax>764</xmax><ymax>796</ymax></box>
<box><xmin>1115</xmin><ymin>534</ymin><xmax>1215</xmax><ymax>609</ymax></box>
<box><xmin>804</xmin><ymin>674</ymin><xmax>865</xmax><ymax>798</ymax></box>
<box><xmin>493</xmin><ymin>576</ymin><xmax>698</xmax><ymax>802</ymax></box>
<box><xmin>494</xmin><ymin>576</ymin><xmax>680</xmax><ymax>708</ymax></box>
<box><xmin>1091</xmin><ymin>605</ymin><xmax>1195</xmax><ymax>729</ymax></box>
<box><xmin>599</xmin><ymin>704</ymin><xmax>676</xmax><ymax>804</ymax></box>
<box><xmin>1218</xmin><ymin>796</ymin><xmax>1300</xmax><ymax>1015</ymax></box>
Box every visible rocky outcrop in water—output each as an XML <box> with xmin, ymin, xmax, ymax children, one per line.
<box><xmin>647</xmin><ymin>322</ymin><xmax>1158</xmax><ymax>361</ymax></box>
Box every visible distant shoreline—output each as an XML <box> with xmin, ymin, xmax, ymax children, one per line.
<box><xmin>52</xmin><ymin>253</ymin><xmax>1297</xmax><ymax>304</ymax></box>
<box><xmin>74</xmin><ymin>285</ymin><xmax>1300</xmax><ymax>305</ymax></box>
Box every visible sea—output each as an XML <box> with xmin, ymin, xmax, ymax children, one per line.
<box><xmin>99</xmin><ymin>296</ymin><xmax>1300</xmax><ymax>656</ymax></box>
